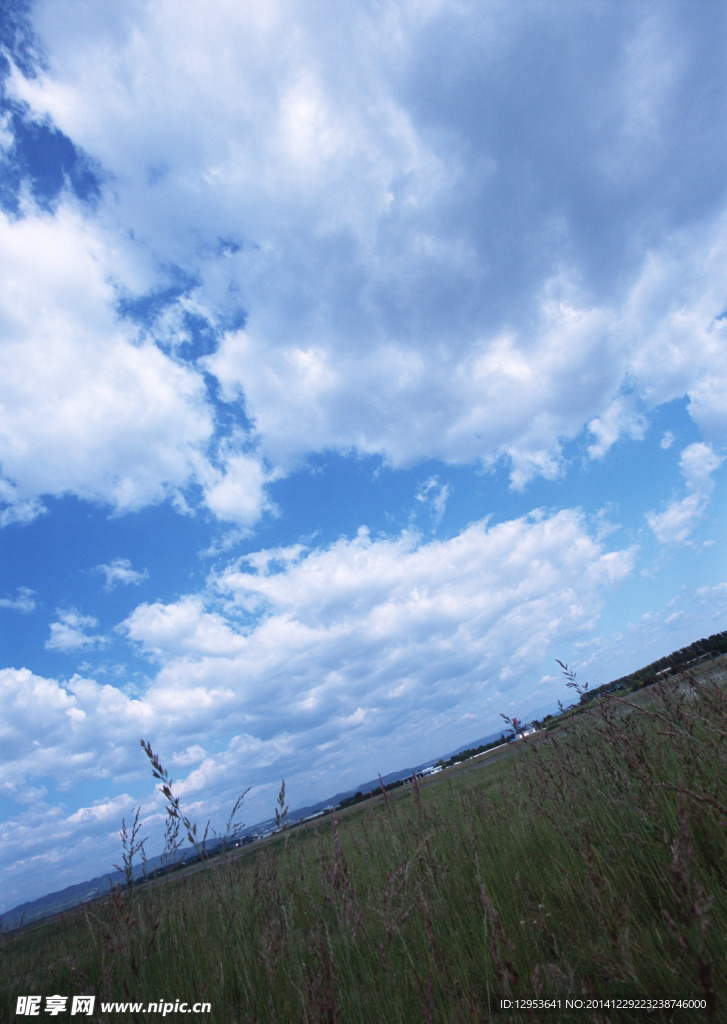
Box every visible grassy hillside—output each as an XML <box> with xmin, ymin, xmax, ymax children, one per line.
<box><xmin>2</xmin><ymin>658</ymin><xmax>725</xmax><ymax>1023</ymax></box>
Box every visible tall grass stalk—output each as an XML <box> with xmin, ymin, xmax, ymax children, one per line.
<box><xmin>2</xmin><ymin>660</ymin><xmax>725</xmax><ymax>1022</ymax></box>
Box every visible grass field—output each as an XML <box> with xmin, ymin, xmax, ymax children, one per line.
<box><xmin>1</xmin><ymin>658</ymin><xmax>725</xmax><ymax>1023</ymax></box>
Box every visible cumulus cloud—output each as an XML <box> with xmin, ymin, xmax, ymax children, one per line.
<box><xmin>124</xmin><ymin>595</ymin><xmax>248</xmax><ymax>661</ymax></box>
<box><xmin>1</xmin><ymin>506</ymin><xmax>637</xmax><ymax>906</ymax></box>
<box><xmin>0</xmin><ymin>661</ymin><xmax>278</xmax><ymax>906</ymax></box>
<box><xmin>18</xmin><ymin>514</ymin><xmax>632</xmax><ymax>772</ymax></box>
<box><xmin>122</xmin><ymin>510</ymin><xmax>636</xmax><ymax>762</ymax></box>
<box><xmin>0</xmin><ymin>480</ymin><xmax>47</xmax><ymax>527</ymax></box>
<box><xmin>0</xmin><ymin>667</ymin><xmax>137</xmax><ymax>777</ymax></box>
<box><xmin>0</xmin><ymin>587</ymin><xmax>36</xmax><ymax>612</ymax></box>
<box><xmin>0</xmin><ymin>790</ymin><xmax>141</xmax><ymax>911</ymax></box>
<box><xmin>0</xmin><ymin>661</ymin><xmax>171</xmax><ymax>909</ymax></box>
<box><xmin>94</xmin><ymin>558</ymin><xmax>148</xmax><ymax>591</ymax></box>
<box><xmin>0</xmin><ymin>199</ymin><xmax>277</xmax><ymax>528</ymax></box>
<box><xmin>679</xmin><ymin>442</ymin><xmax>724</xmax><ymax>492</ymax></box>
<box><xmin>46</xmin><ymin>610</ymin><xmax>105</xmax><ymax>652</ymax></box>
<box><xmin>587</xmin><ymin>393</ymin><xmax>647</xmax><ymax>460</ymax></box>
<box><xmin>3</xmin><ymin>0</ymin><xmax>727</xmax><ymax>910</ymax></box>
<box><xmin>199</xmin><ymin>447</ymin><xmax>276</xmax><ymax>527</ymax></box>
<box><xmin>415</xmin><ymin>475</ymin><xmax>450</xmax><ymax>526</ymax></box>
<box><xmin>1</xmin><ymin>0</ymin><xmax>724</xmax><ymax>496</ymax></box>
<box><xmin>575</xmin><ymin>581</ymin><xmax>727</xmax><ymax>688</ymax></box>
<box><xmin>0</xmin><ymin>203</ymin><xmax>214</xmax><ymax>513</ymax></box>
<box><xmin>647</xmin><ymin>442</ymin><xmax>724</xmax><ymax>544</ymax></box>
<box><xmin>0</xmin><ymin>110</ymin><xmax>13</xmax><ymax>154</ymax></box>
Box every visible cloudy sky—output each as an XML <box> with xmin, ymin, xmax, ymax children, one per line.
<box><xmin>1</xmin><ymin>0</ymin><xmax>726</xmax><ymax>912</ymax></box>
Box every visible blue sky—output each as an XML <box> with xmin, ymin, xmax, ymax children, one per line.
<box><xmin>1</xmin><ymin>0</ymin><xmax>726</xmax><ymax>912</ymax></box>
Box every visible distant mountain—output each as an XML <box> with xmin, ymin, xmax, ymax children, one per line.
<box><xmin>0</xmin><ymin>847</ymin><xmax>217</xmax><ymax>931</ymax></box>
<box><xmin>1</xmin><ymin>728</ymin><xmax>508</xmax><ymax>931</ymax></box>
<box><xmin>280</xmin><ymin>729</ymin><xmax>508</xmax><ymax>822</ymax></box>
<box><xmin>1</xmin><ymin>871</ymin><xmax>124</xmax><ymax>931</ymax></box>
<box><xmin>295</xmin><ymin>766</ymin><xmax>421</xmax><ymax>820</ymax></box>
<box><xmin>437</xmin><ymin>728</ymin><xmax>512</xmax><ymax>761</ymax></box>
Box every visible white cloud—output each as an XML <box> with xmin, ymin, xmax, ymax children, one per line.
<box><xmin>204</xmin><ymin>296</ymin><xmax>620</xmax><ymax>485</ymax></box>
<box><xmin>646</xmin><ymin>494</ymin><xmax>703</xmax><ymax>547</ymax></box>
<box><xmin>94</xmin><ymin>558</ymin><xmax>148</xmax><ymax>591</ymax></box>
<box><xmin>0</xmin><ymin>789</ymin><xmax>142</xmax><ymax>911</ymax></box>
<box><xmin>46</xmin><ymin>610</ymin><xmax>104</xmax><ymax>652</ymax></box>
<box><xmin>0</xmin><ymin>110</ymin><xmax>13</xmax><ymax>153</ymax></box>
<box><xmin>128</xmin><ymin>511</ymin><xmax>636</xmax><ymax>756</ymax></box>
<box><xmin>0</xmin><ymin>479</ymin><xmax>47</xmax><ymax>527</ymax></box>
<box><xmin>574</xmin><ymin>582</ymin><xmax>727</xmax><ymax>690</ymax></box>
<box><xmin>67</xmin><ymin>795</ymin><xmax>137</xmax><ymax>826</ymax></box>
<box><xmin>0</xmin><ymin>659</ymin><xmax>277</xmax><ymax>907</ymax></box>
<box><xmin>587</xmin><ymin>393</ymin><xmax>647</xmax><ymax>460</ymax></box>
<box><xmin>415</xmin><ymin>475</ymin><xmax>450</xmax><ymax>526</ymax></box>
<box><xmin>0</xmin><ymin>588</ymin><xmax>36</xmax><ymax>613</ymax></box>
<box><xmin>200</xmin><ymin>449</ymin><xmax>275</xmax><ymax>527</ymax></box>
<box><xmin>0</xmin><ymin>204</ymin><xmax>214</xmax><ymax>514</ymax></box>
<box><xmin>1</xmin><ymin>507</ymin><xmax>636</xmax><ymax>907</ymax></box>
<box><xmin>123</xmin><ymin>595</ymin><xmax>248</xmax><ymax>661</ymax></box>
<box><xmin>679</xmin><ymin>441</ymin><xmax>723</xmax><ymax>492</ymax></box>
<box><xmin>3</xmin><ymin>0</ymin><xmax>727</xmax><ymax>917</ymax></box>
<box><xmin>9</xmin><ymin>512</ymin><xmax>638</xmax><ymax>782</ymax></box>
<box><xmin>624</xmin><ymin>222</ymin><xmax>727</xmax><ymax>444</ymax></box>
<box><xmin>647</xmin><ymin>441</ymin><xmax>724</xmax><ymax>544</ymax></box>
<box><xmin>695</xmin><ymin>581</ymin><xmax>727</xmax><ymax>602</ymax></box>
<box><xmin>0</xmin><ymin>201</ymin><xmax>275</xmax><ymax>527</ymax></box>
<box><xmin>3</xmin><ymin>0</ymin><xmax>725</xmax><ymax>493</ymax></box>
<box><xmin>0</xmin><ymin>668</ymin><xmax>79</xmax><ymax>767</ymax></box>
<box><xmin>0</xmin><ymin>666</ymin><xmax>154</xmax><ymax>806</ymax></box>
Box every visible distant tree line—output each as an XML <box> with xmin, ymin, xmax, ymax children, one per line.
<box><xmin>576</xmin><ymin>631</ymin><xmax>727</xmax><ymax>706</ymax></box>
<box><xmin>338</xmin><ymin>778</ymin><xmax>407</xmax><ymax>808</ymax></box>
<box><xmin>437</xmin><ymin>734</ymin><xmax>512</xmax><ymax>769</ymax></box>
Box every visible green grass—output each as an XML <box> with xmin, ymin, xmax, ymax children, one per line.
<box><xmin>2</xmin><ymin>660</ymin><xmax>726</xmax><ymax>1023</ymax></box>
